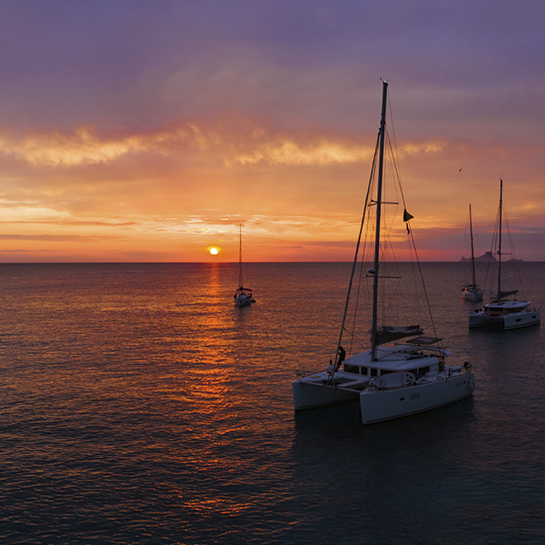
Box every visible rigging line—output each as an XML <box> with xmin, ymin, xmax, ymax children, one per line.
<box><xmin>347</xmin><ymin>135</ymin><xmax>380</xmax><ymax>354</ymax></box>
<box><xmin>350</xmin><ymin>164</ymin><xmax>378</xmax><ymax>354</ymax></box>
<box><xmin>348</xmin><ymin>244</ymin><xmax>369</xmax><ymax>356</ymax></box>
<box><xmin>397</xmin><ymin>211</ymin><xmax>424</xmax><ymax>323</ymax></box>
<box><xmin>349</xmin><ymin>190</ymin><xmax>378</xmax><ymax>355</ymax></box>
<box><xmin>385</xmin><ymin>119</ymin><xmax>406</xmax><ymax>211</ymax></box>
<box><xmin>379</xmin><ymin>233</ymin><xmax>403</xmax><ymax>324</ymax></box>
<box><xmin>381</xmin><ymin>160</ymin><xmax>401</xmax><ymax>253</ymax></box>
<box><xmin>386</xmin><ymin>134</ymin><xmax>427</xmax><ymax>328</ymax></box>
<box><xmin>386</xmin><ymin>104</ymin><xmax>442</xmax><ymax>348</ymax></box>
<box><xmin>385</xmin><ymin>125</ymin><xmax>425</xmax><ymax>324</ymax></box>
<box><xmin>385</xmin><ymin>126</ymin><xmax>438</xmax><ymax>344</ymax></box>
<box><xmin>382</xmin><ymin>131</ymin><xmax>407</xmax><ymax>323</ymax></box>
<box><xmin>407</xmin><ymin>233</ymin><xmax>424</xmax><ymax>323</ymax></box>
<box><xmin>407</xmin><ymin>228</ymin><xmax>441</xmax><ymax>347</ymax></box>
<box><xmin>486</xmin><ymin>202</ymin><xmax>502</xmax><ymax>300</ymax></box>
<box><xmin>344</xmin><ymin>328</ymin><xmax>368</xmax><ymax>351</ymax></box>
<box><xmin>503</xmin><ymin>212</ymin><xmax>526</xmax><ymax>300</ymax></box>
<box><xmin>482</xmin><ymin>207</ymin><xmax>500</xmax><ymax>300</ymax></box>
<box><xmin>386</xmin><ymin>87</ymin><xmax>400</xmax><ymax>180</ymax></box>
<box><xmin>388</xmin><ymin>137</ymin><xmax>408</xmax><ymax>213</ymax></box>
<box><xmin>332</xmin><ymin>129</ymin><xmax>381</xmax><ymax>373</ymax></box>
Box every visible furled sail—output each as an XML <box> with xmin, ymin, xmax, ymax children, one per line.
<box><xmin>373</xmin><ymin>325</ymin><xmax>423</xmax><ymax>345</ymax></box>
<box><xmin>498</xmin><ymin>289</ymin><xmax>518</xmax><ymax>299</ymax></box>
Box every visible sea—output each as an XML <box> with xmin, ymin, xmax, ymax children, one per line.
<box><xmin>1</xmin><ymin>261</ymin><xmax>544</xmax><ymax>545</ymax></box>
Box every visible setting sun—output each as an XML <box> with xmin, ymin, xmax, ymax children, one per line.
<box><xmin>209</xmin><ymin>247</ymin><xmax>219</xmax><ymax>255</ymax></box>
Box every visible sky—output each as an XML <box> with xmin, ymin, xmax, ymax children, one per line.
<box><xmin>0</xmin><ymin>0</ymin><xmax>544</xmax><ymax>262</ymax></box>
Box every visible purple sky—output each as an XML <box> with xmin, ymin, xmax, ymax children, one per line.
<box><xmin>0</xmin><ymin>1</ymin><xmax>544</xmax><ymax>261</ymax></box>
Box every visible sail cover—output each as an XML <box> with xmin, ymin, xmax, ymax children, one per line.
<box><xmin>373</xmin><ymin>325</ymin><xmax>423</xmax><ymax>345</ymax></box>
<box><xmin>498</xmin><ymin>289</ymin><xmax>518</xmax><ymax>299</ymax></box>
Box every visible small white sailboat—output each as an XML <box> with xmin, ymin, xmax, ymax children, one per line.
<box><xmin>292</xmin><ymin>82</ymin><xmax>475</xmax><ymax>425</ymax></box>
<box><xmin>462</xmin><ymin>204</ymin><xmax>483</xmax><ymax>302</ymax></box>
<box><xmin>468</xmin><ymin>180</ymin><xmax>540</xmax><ymax>329</ymax></box>
<box><xmin>234</xmin><ymin>224</ymin><xmax>255</xmax><ymax>306</ymax></box>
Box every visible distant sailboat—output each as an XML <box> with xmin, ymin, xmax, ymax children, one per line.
<box><xmin>468</xmin><ymin>180</ymin><xmax>540</xmax><ymax>329</ymax></box>
<box><xmin>462</xmin><ymin>204</ymin><xmax>483</xmax><ymax>302</ymax></box>
<box><xmin>234</xmin><ymin>224</ymin><xmax>255</xmax><ymax>306</ymax></box>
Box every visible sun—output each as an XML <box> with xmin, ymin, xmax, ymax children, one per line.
<box><xmin>209</xmin><ymin>247</ymin><xmax>219</xmax><ymax>255</ymax></box>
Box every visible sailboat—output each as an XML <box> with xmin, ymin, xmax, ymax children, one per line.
<box><xmin>292</xmin><ymin>82</ymin><xmax>475</xmax><ymax>425</ymax></box>
<box><xmin>468</xmin><ymin>180</ymin><xmax>540</xmax><ymax>329</ymax></box>
<box><xmin>461</xmin><ymin>204</ymin><xmax>483</xmax><ymax>301</ymax></box>
<box><xmin>233</xmin><ymin>224</ymin><xmax>255</xmax><ymax>306</ymax></box>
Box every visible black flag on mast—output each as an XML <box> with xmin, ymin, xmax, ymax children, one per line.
<box><xmin>403</xmin><ymin>209</ymin><xmax>414</xmax><ymax>233</ymax></box>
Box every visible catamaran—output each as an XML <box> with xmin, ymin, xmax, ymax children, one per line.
<box><xmin>292</xmin><ymin>81</ymin><xmax>475</xmax><ymax>424</ymax></box>
<box><xmin>468</xmin><ymin>180</ymin><xmax>540</xmax><ymax>329</ymax></box>
<box><xmin>234</xmin><ymin>224</ymin><xmax>255</xmax><ymax>306</ymax></box>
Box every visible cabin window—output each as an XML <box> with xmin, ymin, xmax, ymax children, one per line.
<box><xmin>371</xmin><ymin>368</ymin><xmax>378</xmax><ymax>377</ymax></box>
<box><xmin>418</xmin><ymin>366</ymin><xmax>430</xmax><ymax>375</ymax></box>
<box><xmin>344</xmin><ymin>364</ymin><xmax>359</xmax><ymax>374</ymax></box>
<box><xmin>360</xmin><ymin>367</ymin><xmax>368</xmax><ymax>376</ymax></box>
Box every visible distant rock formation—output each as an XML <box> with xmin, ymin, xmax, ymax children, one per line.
<box><xmin>460</xmin><ymin>251</ymin><xmax>496</xmax><ymax>263</ymax></box>
<box><xmin>460</xmin><ymin>251</ymin><xmax>523</xmax><ymax>263</ymax></box>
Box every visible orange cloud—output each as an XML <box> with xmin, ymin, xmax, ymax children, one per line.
<box><xmin>0</xmin><ymin>116</ymin><xmax>543</xmax><ymax>262</ymax></box>
<box><xmin>0</xmin><ymin>121</ymin><xmax>449</xmax><ymax>169</ymax></box>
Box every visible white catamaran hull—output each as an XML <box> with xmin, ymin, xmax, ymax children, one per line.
<box><xmin>469</xmin><ymin>309</ymin><xmax>540</xmax><ymax>329</ymax></box>
<box><xmin>292</xmin><ymin>377</ymin><xmax>360</xmax><ymax>410</ymax></box>
<box><xmin>359</xmin><ymin>373</ymin><xmax>475</xmax><ymax>425</ymax></box>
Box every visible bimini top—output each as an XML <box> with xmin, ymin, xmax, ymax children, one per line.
<box><xmin>344</xmin><ymin>343</ymin><xmax>450</xmax><ymax>372</ymax></box>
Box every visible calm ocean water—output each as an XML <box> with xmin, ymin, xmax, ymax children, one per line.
<box><xmin>1</xmin><ymin>262</ymin><xmax>545</xmax><ymax>544</ymax></box>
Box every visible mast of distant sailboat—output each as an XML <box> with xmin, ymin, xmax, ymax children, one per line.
<box><xmin>469</xmin><ymin>203</ymin><xmax>477</xmax><ymax>288</ymax></box>
<box><xmin>496</xmin><ymin>180</ymin><xmax>503</xmax><ymax>302</ymax></box>
<box><xmin>238</xmin><ymin>224</ymin><xmax>243</xmax><ymax>289</ymax></box>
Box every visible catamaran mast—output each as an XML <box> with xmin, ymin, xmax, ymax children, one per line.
<box><xmin>370</xmin><ymin>80</ymin><xmax>388</xmax><ymax>361</ymax></box>
<box><xmin>469</xmin><ymin>203</ymin><xmax>476</xmax><ymax>287</ymax></box>
<box><xmin>496</xmin><ymin>179</ymin><xmax>503</xmax><ymax>301</ymax></box>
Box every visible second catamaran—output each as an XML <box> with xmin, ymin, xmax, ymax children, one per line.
<box><xmin>468</xmin><ymin>180</ymin><xmax>540</xmax><ymax>329</ymax></box>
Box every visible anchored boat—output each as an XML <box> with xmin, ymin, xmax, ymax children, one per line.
<box><xmin>468</xmin><ymin>180</ymin><xmax>540</xmax><ymax>329</ymax></box>
<box><xmin>234</xmin><ymin>224</ymin><xmax>255</xmax><ymax>306</ymax></box>
<box><xmin>292</xmin><ymin>81</ymin><xmax>475</xmax><ymax>424</ymax></box>
<box><xmin>462</xmin><ymin>204</ymin><xmax>483</xmax><ymax>302</ymax></box>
